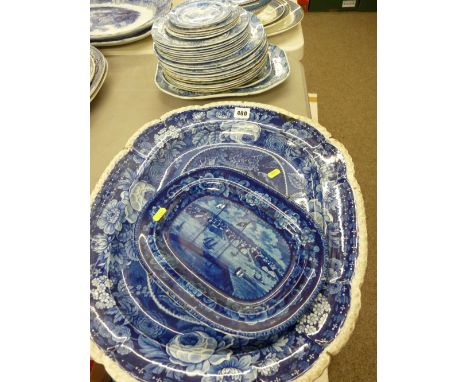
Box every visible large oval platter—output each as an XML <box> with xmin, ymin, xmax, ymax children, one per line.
<box><xmin>90</xmin><ymin>102</ymin><xmax>367</xmax><ymax>382</ymax></box>
<box><xmin>134</xmin><ymin>166</ymin><xmax>328</xmax><ymax>338</ymax></box>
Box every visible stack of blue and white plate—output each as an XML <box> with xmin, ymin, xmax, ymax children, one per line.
<box><xmin>152</xmin><ymin>0</ymin><xmax>290</xmax><ymax>99</ymax></box>
<box><xmin>90</xmin><ymin>0</ymin><xmax>172</xmax><ymax>47</ymax></box>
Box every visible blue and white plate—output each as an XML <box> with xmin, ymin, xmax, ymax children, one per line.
<box><xmin>168</xmin><ymin>0</ymin><xmax>234</xmax><ymax>30</ymax></box>
<box><xmin>90</xmin><ymin>0</ymin><xmax>172</xmax><ymax>41</ymax></box>
<box><xmin>155</xmin><ymin>44</ymin><xmax>290</xmax><ymax>99</ymax></box>
<box><xmin>152</xmin><ymin>8</ymin><xmax>250</xmax><ymax>49</ymax></box>
<box><xmin>91</xmin><ymin>102</ymin><xmax>366</xmax><ymax>382</ymax></box>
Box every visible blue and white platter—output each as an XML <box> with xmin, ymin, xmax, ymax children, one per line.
<box><xmin>134</xmin><ymin>166</ymin><xmax>328</xmax><ymax>338</ymax></box>
<box><xmin>91</xmin><ymin>102</ymin><xmax>367</xmax><ymax>382</ymax></box>
<box><xmin>91</xmin><ymin>0</ymin><xmax>172</xmax><ymax>42</ymax></box>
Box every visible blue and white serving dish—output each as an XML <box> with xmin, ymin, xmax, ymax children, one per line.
<box><xmin>134</xmin><ymin>166</ymin><xmax>328</xmax><ymax>338</ymax></box>
<box><xmin>91</xmin><ymin>102</ymin><xmax>367</xmax><ymax>382</ymax></box>
<box><xmin>91</xmin><ymin>0</ymin><xmax>172</xmax><ymax>43</ymax></box>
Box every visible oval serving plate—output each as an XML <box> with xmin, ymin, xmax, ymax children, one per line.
<box><xmin>91</xmin><ymin>102</ymin><xmax>367</xmax><ymax>382</ymax></box>
<box><xmin>134</xmin><ymin>167</ymin><xmax>327</xmax><ymax>338</ymax></box>
<box><xmin>90</xmin><ymin>0</ymin><xmax>172</xmax><ymax>41</ymax></box>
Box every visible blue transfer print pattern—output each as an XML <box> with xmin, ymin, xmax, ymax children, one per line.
<box><xmin>91</xmin><ymin>7</ymin><xmax>140</xmax><ymax>34</ymax></box>
<box><xmin>133</xmin><ymin>167</ymin><xmax>327</xmax><ymax>337</ymax></box>
<box><xmin>166</xmin><ymin>196</ymin><xmax>292</xmax><ymax>300</ymax></box>
<box><xmin>91</xmin><ymin>104</ymin><xmax>360</xmax><ymax>381</ymax></box>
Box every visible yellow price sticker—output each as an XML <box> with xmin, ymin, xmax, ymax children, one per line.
<box><xmin>152</xmin><ymin>207</ymin><xmax>167</xmax><ymax>222</ymax></box>
<box><xmin>267</xmin><ymin>168</ymin><xmax>281</xmax><ymax>179</ymax></box>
